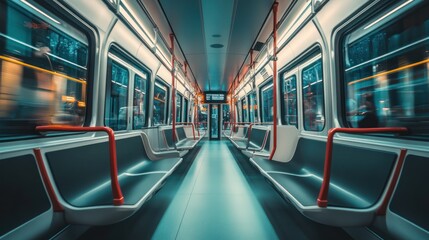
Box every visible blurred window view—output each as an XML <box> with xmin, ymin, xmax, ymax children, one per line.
<box><xmin>183</xmin><ymin>98</ymin><xmax>189</xmax><ymax>123</ymax></box>
<box><xmin>0</xmin><ymin>0</ymin><xmax>89</xmax><ymax>138</ymax></box>
<box><xmin>248</xmin><ymin>91</ymin><xmax>258</xmax><ymax>123</ymax></box>
<box><xmin>153</xmin><ymin>80</ymin><xmax>168</xmax><ymax>126</ymax></box>
<box><xmin>188</xmin><ymin>99</ymin><xmax>194</xmax><ymax>122</ymax></box>
<box><xmin>302</xmin><ymin>58</ymin><xmax>325</xmax><ymax>131</ymax></box>
<box><xmin>176</xmin><ymin>92</ymin><xmax>182</xmax><ymax>122</ymax></box>
<box><xmin>133</xmin><ymin>73</ymin><xmax>147</xmax><ymax>129</ymax></box>
<box><xmin>261</xmin><ymin>81</ymin><xmax>273</xmax><ymax>123</ymax></box>
<box><xmin>105</xmin><ymin>58</ymin><xmax>129</xmax><ymax>131</ymax></box>
<box><xmin>236</xmin><ymin>100</ymin><xmax>242</xmax><ymax>122</ymax></box>
<box><xmin>282</xmin><ymin>75</ymin><xmax>298</xmax><ymax>127</ymax></box>
<box><xmin>241</xmin><ymin>97</ymin><xmax>248</xmax><ymax>122</ymax></box>
<box><xmin>343</xmin><ymin>1</ymin><xmax>429</xmax><ymax>133</ymax></box>
<box><xmin>197</xmin><ymin>104</ymin><xmax>208</xmax><ymax>129</ymax></box>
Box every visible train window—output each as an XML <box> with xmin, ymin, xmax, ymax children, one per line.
<box><xmin>281</xmin><ymin>74</ymin><xmax>298</xmax><ymax>127</ymax></box>
<box><xmin>302</xmin><ymin>58</ymin><xmax>325</xmax><ymax>131</ymax></box>
<box><xmin>183</xmin><ymin>98</ymin><xmax>189</xmax><ymax>123</ymax></box>
<box><xmin>248</xmin><ymin>91</ymin><xmax>258</xmax><ymax>123</ymax></box>
<box><xmin>198</xmin><ymin>104</ymin><xmax>208</xmax><ymax>129</ymax></box>
<box><xmin>153</xmin><ymin>80</ymin><xmax>168</xmax><ymax>125</ymax></box>
<box><xmin>222</xmin><ymin>104</ymin><xmax>230</xmax><ymax>126</ymax></box>
<box><xmin>261</xmin><ymin>81</ymin><xmax>274</xmax><ymax>123</ymax></box>
<box><xmin>133</xmin><ymin>73</ymin><xmax>147</xmax><ymax>129</ymax></box>
<box><xmin>176</xmin><ymin>92</ymin><xmax>183</xmax><ymax>122</ymax></box>
<box><xmin>342</xmin><ymin>1</ymin><xmax>429</xmax><ymax>133</ymax></box>
<box><xmin>0</xmin><ymin>0</ymin><xmax>89</xmax><ymax>139</ymax></box>
<box><xmin>188</xmin><ymin>99</ymin><xmax>194</xmax><ymax>122</ymax></box>
<box><xmin>241</xmin><ymin>97</ymin><xmax>249</xmax><ymax>122</ymax></box>
<box><xmin>105</xmin><ymin>57</ymin><xmax>129</xmax><ymax>131</ymax></box>
<box><xmin>236</xmin><ymin>101</ymin><xmax>242</xmax><ymax>122</ymax></box>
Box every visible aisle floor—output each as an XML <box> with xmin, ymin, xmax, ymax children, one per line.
<box><xmin>79</xmin><ymin>139</ymin><xmax>351</xmax><ymax>240</ymax></box>
<box><xmin>151</xmin><ymin>140</ymin><xmax>277</xmax><ymax>239</ymax></box>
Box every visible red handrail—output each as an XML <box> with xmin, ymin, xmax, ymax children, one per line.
<box><xmin>376</xmin><ymin>148</ymin><xmax>407</xmax><ymax>215</ymax></box>
<box><xmin>317</xmin><ymin>127</ymin><xmax>408</xmax><ymax>207</ymax></box>
<box><xmin>36</xmin><ymin>125</ymin><xmax>124</xmax><ymax>206</ymax></box>
<box><xmin>34</xmin><ymin>148</ymin><xmax>64</xmax><ymax>211</ymax></box>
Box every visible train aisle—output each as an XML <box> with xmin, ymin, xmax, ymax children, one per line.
<box><xmin>79</xmin><ymin>140</ymin><xmax>351</xmax><ymax>240</ymax></box>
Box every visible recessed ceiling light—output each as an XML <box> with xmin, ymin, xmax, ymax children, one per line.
<box><xmin>210</xmin><ymin>44</ymin><xmax>224</xmax><ymax>48</ymax></box>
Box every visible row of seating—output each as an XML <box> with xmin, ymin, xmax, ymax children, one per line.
<box><xmin>161</xmin><ymin>125</ymin><xmax>204</xmax><ymax>152</ymax></box>
<box><xmin>0</xmin><ymin>124</ymin><xmax>202</xmax><ymax>238</ymax></box>
<box><xmin>228</xmin><ymin>124</ymin><xmax>413</xmax><ymax>228</ymax></box>
<box><xmin>34</xmin><ymin>126</ymin><xmax>186</xmax><ymax>226</ymax></box>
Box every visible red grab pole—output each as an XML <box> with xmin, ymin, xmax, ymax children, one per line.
<box><xmin>269</xmin><ymin>2</ymin><xmax>279</xmax><ymax>160</ymax></box>
<box><xmin>35</xmin><ymin>126</ymin><xmax>124</xmax><ymax>205</ymax></box>
<box><xmin>170</xmin><ymin>34</ymin><xmax>176</xmax><ymax>142</ymax></box>
<box><xmin>317</xmin><ymin>127</ymin><xmax>408</xmax><ymax>207</ymax></box>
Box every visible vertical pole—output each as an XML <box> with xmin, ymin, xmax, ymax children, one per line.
<box><xmin>170</xmin><ymin>34</ymin><xmax>176</xmax><ymax>141</ymax></box>
<box><xmin>269</xmin><ymin>2</ymin><xmax>279</xmax><ymax>160</ymax></box>
<box><xmin>194</xmin><ymin>88</ymin><xmax>200</xmax><ymax>137</ymax></box>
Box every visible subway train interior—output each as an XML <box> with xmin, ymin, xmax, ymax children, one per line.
<box><xmin>1</xmin><ymin>0</ymin><xmax>428</xmax><ymax>239</ymax></box>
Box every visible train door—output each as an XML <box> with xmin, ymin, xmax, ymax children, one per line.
<box><xmin>209</xmin><ymin>104</ymin><xmax>220</xmax><ymax>140</ymax></box>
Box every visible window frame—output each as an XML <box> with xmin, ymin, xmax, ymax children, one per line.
<box><xmin>153</xmin><ymin>78</ymin><xmax>169</xmax><ymax>126</ymax></box>
<box><xmin>105</xmin><ymin>45</ymin><xmax>151</xmax><ymax>130</ymax></box>
<box><xmin>337</xmin><ymin>0</ymin><xmax>429</xmax><ymax>138</ymax></box>
<box><xmin>176</xmin><ymin>92</ymin><xmax>183</xmax><ymax>123</ymax></box>
<box><xmin>259</xmin><ymin>79</ymin><xmax>274</xmax><ymax>123</ymax></box>
<box><xmin>280</xmin><ymin>72</ymin><xmax>299</xmax><ymax>127</ymax></box>
<box><xmin>183</xmin><ymin>97</ymin><xmax>189</xmax><ymax>123</ymax></box>
<box><xmin>0</xmin><ymin>0</ymin><xmax>95</xmax><ymax>141</ymax></box>
<box><xmin>301</xmin><ymin>54</ymin><xmax>325</xmax><ymax>132</ymax></box>
<box><xmin>241</xmin><ymin>96</ymin><xmax>249</xmax><ymax>123</ymax></box>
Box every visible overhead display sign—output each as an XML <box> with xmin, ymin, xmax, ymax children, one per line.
<box><xmin>204</xmin><ymin>91</ymin><xmax>227</xmax><ymax>103</ymax></box>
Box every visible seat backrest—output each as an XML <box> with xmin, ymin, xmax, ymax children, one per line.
<box><xmin>176</xmin><ymin>127</ymin><xmax>188</xmax><ymax>141</ymax></box>
<box><xmin>264</xmin><ymin>131</ymin><xmax>271</xmax><ymax>151</ymax></box>
<box><xmin>163</xmin><ymin>128</ymin><xmax>177</xmax><ymax>148</ymax></box>
<box><xmin>271</xmin><ymin>125</ymin><xmax>299</xmax><ymax>162</ymax></box>
<box><xmin>390</xmin><ymin>154</ymin><xmax>429</xmax><ymax>232</ymax></box>
<box><xmin>0</xmin><ymin>154</ymin><xmax>51</xmax><ymax>236</ymax></box>
<box><xmin>248</xmin><ymin>127</ymin><xmax>268</xmax><ymax>149</ymax></box>
<box><xmin>289</xmin><ymin>137</ymin><xmax>397</xmax><ymax>207</ymax></box>
<box><xmin>45</xmin><ymin>136</ymin><xmax>148</xmax><ymax>205</ymax></box>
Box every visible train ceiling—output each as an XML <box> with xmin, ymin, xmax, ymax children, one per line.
<box><xmin>140</xmin><ymin>0</ymin><xmax>294</xmax><ymax>93</ymax></box>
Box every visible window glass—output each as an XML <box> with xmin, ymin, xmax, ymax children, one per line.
<box><xmin>343</xmin><ymin>1</ymin><xmax>429</xmax><ymax>132</ymax></box>
<box><xmin>302</xmin><ymin>59</ymin><xmax>325</xmax><ymax>131</ymax></box>
<box><xmin>153</xmin><ymin>81</ymin><xmax>168</xmax><ymax>125</ymax></box>
<box><xmin>282</xmin><ymin>75</ymin><xmax>298</xmax><ymax>127</ymax></box>
<box><xmin>105</xmin><ymin>60</ymin><xmax>129</xmax><ymax>130</ymax></box>
<box><xmin>183</xmin><ymin>98</ymin><xmax>189</xmax><ymax>123</ymax></box>
<box><xmin>188</xmin><ymin>99</ymin><xmax>194</xmax><ymax>122</ymax></box>
<box><xmin>198</xmin><ymin>104</ymin><xmax>208</xmax><ymax>129</ymax></box>
<box><xmin>261</xmin><ymin>82</ymin><xmax>274</xmax><ymax>122</ymax></box>
<box><xmin>236</xmin><ymin>101</ymin><xmax>242</xmax><ymax>122</ymax></box>
<box><xmin>133</xmin><ymin>74</ymin><xmax>147</xmax><ymax>129</ymax></box>
<box><xmin>241</xmin><ymin>97</ymin><xmax>248</xmax><ymax>122</ymax></box>
<box><xmin>222</xmin><ymin>104</ymin><xmax>230</xmax><ymax>128</ymax></box>
<box><xmin>248</xmin><ymin>91</ymin><xmax>258</xmax><ymax>123</ymax></box>
<box><xmin>0</xmin><ymin>0</ymin><xmax>89</xmax><ymax>138</ymax></box>
<box><xmin>176</xmin><ymin>93</ymin><xmax>182</xmax><ymax>122</ymax></box>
